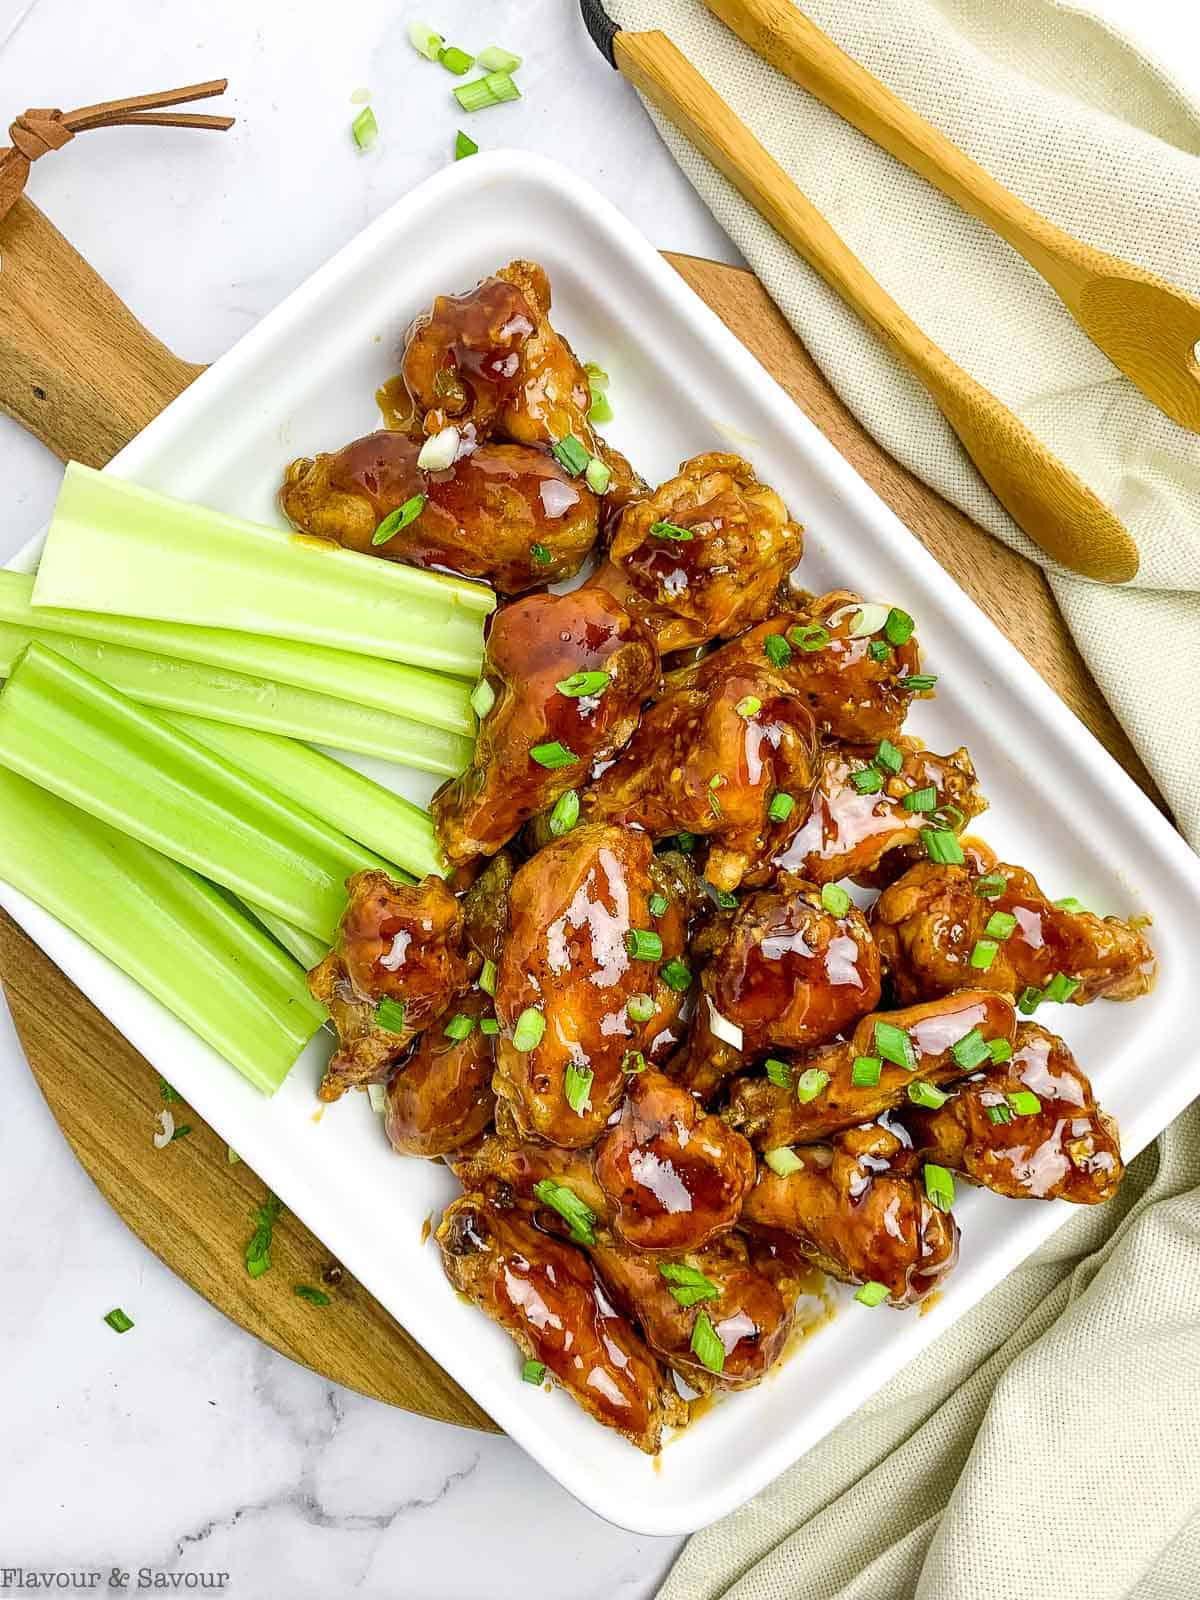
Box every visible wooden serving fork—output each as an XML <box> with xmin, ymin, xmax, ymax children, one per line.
<box><xmin>580</xmin><ymin>0</ymin><xmax>1139</xmax><ymax>582</ymax></box>
<box><xmin>706</xmin><ymin>0</ymin><xmax>1200</xmax><ymax>437</ymax></box>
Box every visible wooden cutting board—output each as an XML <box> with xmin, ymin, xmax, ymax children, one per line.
<box><xmin>0</xmin><ymin>197</ymin><xmax>1162</xmax><ymax>1433</ymax></box>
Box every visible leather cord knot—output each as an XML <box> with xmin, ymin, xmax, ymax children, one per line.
<box><xmin>0</xmin><ymin>79</ymin><xmax>233</xmax><ymax>223</ymax></box>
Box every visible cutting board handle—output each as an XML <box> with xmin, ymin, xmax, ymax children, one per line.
<box><xmin>0</xmin><ymin>196</ymin><xmax>202</xmax><ymax>468</ymax></box>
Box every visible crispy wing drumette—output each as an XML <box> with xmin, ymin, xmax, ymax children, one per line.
<box><xmin>307</xmin><ymin>871</ymin><xmax>465</xmax><ymax>1102</ymax></box>
<box><xmin>906</xmin><ymin>1022</ymin><xmax>1123</xmax><ymax>1203</ymax></box>
<box><xmin>493</xmin><ymin>824</ymin><xmax>656</xmax><ymax>1147</ymax></box>
<box><xmin>593</xmin><ymin>1068</ymin><xmax>756</xmax><ymax>1252</ymax></box>
<box><xmin>450</xmin><ymin>1131</ymin><xmax>611</xmax><ymax>1220</ymax></box>
<box><xmin>279</xmin><ymin>430</ymin><xmax>600</xmax><ymax>594</ymax></box>
<box><xmin>591</xmin><ymin>452</ymin><xmax>803</xmax><ymax>654</ymax></box>
<box><xmin>437</xmin><ymin>1195</ymin><xmax>686</xmax><ymax>1453</ymax></box>
<box><xmin>774</xmin><ymin>739</ymin><xmax>985</xmax><ymax>886</ymax></box>
<box><xmin>871</xmin><ymin>847</ymin><xmax>1156</xmax><ymax>1007</ymax></box>
<box><xmin>725</xmin><ymin>989</ymin><xmax>1017</xmax><ymax>1146</ymax></box>
<box><xmin>581</xmin><ymin>640</ymin><xmax>818</xmax><ymax>891</ymax></box>
<box><xmin>399</xmin><ymin>271</ymin><xmax>537</xmax><ymax>439</ymax></box>
<box><xmin>741</xmin><ymin>1120</ymin><xmax>959</xmax><ymax>1306</ymax></box>
<box><xmin>384</xmin><ymin>989</ymin><xmax>496</xmax><ymax>1158</ymax></box>
<box><xmin>431</xmin><ymin>589</ymin><xmax>659</xmax><ymax>865</ymax></box>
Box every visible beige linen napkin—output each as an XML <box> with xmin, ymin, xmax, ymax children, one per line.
<box><xmin>599</xmin><ymin>1</ymin><xmax>1200</xmax><ymax>1593</ymax></box>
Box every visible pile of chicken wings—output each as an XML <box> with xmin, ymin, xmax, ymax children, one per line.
<box><xmin>286</xmin><ymin>261</ymin><xmax>1156</xmax><ymax>1454</ymax></box>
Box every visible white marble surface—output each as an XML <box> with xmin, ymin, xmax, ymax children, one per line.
<box><xmin>1</xmin><ymin>1</ymin><xmax>1196</xmax><ymax>1596</ymax></box>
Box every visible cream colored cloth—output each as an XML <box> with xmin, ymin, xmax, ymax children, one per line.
<box><xmin>600</xmin><ymin>1</ymin><xmax>1200</xmax><ymax>1593</ymax></box>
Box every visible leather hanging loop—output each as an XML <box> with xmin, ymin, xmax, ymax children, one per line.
<box><xmin>0</xmin><ymin>78</ymin><xmax>233</xmax><ymax>223</ymax></box>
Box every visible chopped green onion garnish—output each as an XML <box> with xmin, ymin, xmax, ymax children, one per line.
<box><xmin>795</xmin><ymin>1067</ymin><xmax>829</xmax><ymax>1103</ymax></box>
<box><xmin>409</xmin><ymin>20</ymin><xmax>445</xmax><ymax>59</ymax></box>
<box><xmin>875</xmin><ymin>739</ymin><xmax>903</xmax><ymax>775</ymax></box>
<box><xmin>874</xmin><ymin>1020</ymin><xmax>916</xmax><ymax>1070</ymax></box>
<box><xmin>787</xmin><ymin>623</ymin><xmax>829</xmax><ymax>653</ymax></box>
<box><xmin>621</xmin><ymin>1049</ymin><xmax>647</xmax><ymax>1075</ymax></box>
<box><xmin>924</xmin><ymin>1162</ymin><xmax>955</xmax><ymax>1211</ymax></box>
<box><xmin>922</xmin><ymin>828</ymin><xmax>964</xmax><ymax>865</ymax></box>
<box><xmin>1042</xmin><ymin>972</ymin><xmax>1081</xmax><ymax>1003</ymax></box>
<box><xmin>351</xmin><ymin>106</ymin><xmax>379</xmax><ymax>150</ymax></box>
<box><xmin>690</xmin><ymin>1311</ymin><xmax>726</xmax><ymax>1373</ymax></box>
<box><xmin>551</xmin><ymin>434</ymin><xmax>589</xmax><ymax>476</ymax></box>
<box><xmin>227</xmin><ymin>1146</ymin><xmax>241</xmax><ymax>1165</ymax></box>
<box><xmin>438</xmin><ymin>44</ymin><xmax>475</xmax><ymax>75</ymax></box>
<box><xmin>768</xmin><ymin>791</ymin><xmax>795</xmax><ymax>823</ymax></box>
<box><xmin>649</xmin><ymin>892</ymin><xmax>669</xmax><ymax>917</ymax></box>
<box><xmin>660</xmin><ymin>958</ymin><xmax>692</xmax><ymax>993</ymax></box>
<box><xmin>477</xmin><ymin>44</ymin><xmax>523</xmax><ymax>73</ymax></box>
<box><xmin>951</xmin><ymin>1027</ymin><xmax>991</xmax><ymax>1070</ymax></box>
<box><xmin>373</xmin><ymin>495</ymin><xmax>426</xmax><ymax>545</ymax></box>
<box><xmin>851</xmin><ymin>767</ymin><xmax>884</xmax><ymax>795</ymax></box>
<box><xmin>763</xmin><ymin>633</ymin><xmax>792</xmax><ymax>669</ymax></box>
<box><xmin>902</xmin><ymin>673</ymin><xmax>938</xmax><ymax>692</ymax></box>
<box><xmin>1017</xmin><ymin>986</ymin><xmax>1043</xmax><ymax>1015</ymax></box>
<box><xmin>851</xmin><ymin>1055</ymin><xmax>882</xmax><ymax>1087</ymax></box>
<box><xmin>1007</xmin><ymin>1089</ymin><xmax>1042</xmax><ymax>1117</ymax></box>
<box><xmin>902</xmin><ymin>786</ymin><xmax>937</xmax><ymax>813</ymax></box>
<box><xmin>512</xmin><ymin>1007</ymin><xmax>545</xmax><ymax>1051</ymax></box>
<box><xmin>935</xmin><ymin>803</ymin><xmax>966</xmax><ymax>831</ymax></box>
<box><xmin>908</xmin><ymin>1080</ymin><xmax>951</xmax><ymax>1110</ymax></box>
<box><xmin>673</xmin><ymin>832</ymin><xmax>697</xmax><ymax>853</ymax></box>
<box><xmin>159</xmin><ymin>1078</ymin><xmax>179</xmax><ymax>1102</ymax></box>
<box><xmin>587</xmin><ymin>390</ymin><xmax>614</xmax><ymax>425</ymax></box>
<box><xmin>735</xmin><ymin>694</ymin><xmax>762</xmax><ymax>719</ymax></box>
<box><xmin>374</xmin><ymin>998</ymin><xmax>406</xmax><ymax>1034</ymax></box>
<box><xmin>294</xmin><ymin>1284</ymin><xmax>331</xmax><ymax>1306</ymax></box>
<box><xmin>455</xmin><ymin>129</ymin><xmax>479</xmax><ymax>160</ymax></box>
<box><xmin>712</xmin><ymin>886</ymin><xmax>738</xmax><ymax>909</ymax></box>
<box><xmin>821</xmin><ymin>883</ymin><xmax>851</xmax><ymax>916</ymax></box>
<box><xmin>104</xmin><ymin>1307</ymin><xmax>134</xmax><ymax>1333</ymax></box>
<box><xmin>564</xmin><ymin>1062</ymin><xmax>593</xmax><ymax>1116</ymax></box>
<box><xmin>970</xmin><ymin>938</ymin><xmax>999</xmax><ymax>970</ymax></box>
<box><xmin>854</xmin><ymin>1281</ymin><xmax>890</xmax><ymax>1307</ymax></box>
<box><xmin>530</xmin><ymin>741</ymin><xmax>577</xmax><ymax>769</ymax></box>
<box><xmin>658</xmin><ymin>1261</ymin><xmax>720</xmax><ymax>1307</ymax></box>
<box><xmin>470</xmin><ymin>679</ymin><xmax>495</xmax><ymax>719</ymax></box>
<box><xmin>585</xmin><ymin>455</ymin><xmax>612</xmax><ymax>493</ymax></box>
<box><xmin>627</xmin><ymin>992</ymin><xmax>655</xmax><ymax>1023</ymax></box>
<box><xmin>244</xmin><ymin>1193</ymin><xmax>282</xmax><ymax>1280</ymax></box>
<box><xmin>650</xmin><ymin>520</ymin><xmax>694</xmax><ymax>541</ymax></box>
<box><xmin>548</xmin><ymin>789</ymin><xmax>580</xmax><ymax>836</ymax></box>
<box><xmin>171</xmin><ymin>1123</ymin><xmax>193</xmax><ymax>1142</ymax></box>
<box><xmin>530</xmin><ymin>542</ymin><xmax>553</xmax><ymax>566</ymax></box>
<box><xmin>479</xmin><ymin>1018</ymin><xmax>500</xmax><ymax>1037</ymax></box>
<box><xmin>764</xmin><ymin>1146</ymin><xmax>805</xmax><ymax>1177</ymax></box>
<box><xmin>868</xmin><ymin>639</ymin><xmax>891</xmax><ymax>663</ymax></box>
<box><xmin>454</xmin><ymin>70</ymin><xmax>521</xmax><ymax>112</ymax></box>
<box><xmin>522</xmin><ymin>1358</ymin><xmax>547</xmax><ymax>1385</ymax></box>
<box><xmin>765</xmin><ymin>1057</ymin><xmax>791</xmax><ymax>1089</ymax></box>
<box><xmin>443</xmin><ymin>1012</ymin><xmax>476</xmax><ymax>1042</ymax></box>
<box><xmin>987</xmin><ymin>1037</ymin><xmax>1013</xmax><ymax>1063</ymax></box>
<box><xmin>884</xmin><ymin>607</ymin><xmax>915</xmax><ymax>646</ymax></box>
<box><xmin>556</xmin><ymin>670</ymin><xmax>611</xmax><ymax>698</ymax></box>
<box><xmin>480</xmin><ymin>958</ymin><xmax>497</xmax><ymax>997</ymax></box>
<box><xmin>1054</xmin><ymin>896</ymin><xmax>1088</xmax><ymax>914</ymax></box>
<box><xmin>626</xmin><ymin>928</ymin><xmax>663</xmax><ymax>961</ymax></box>
<box><xmin>532</xmin><ymin>1178</ymin><xmax>596</xmax><ymax>1246</ymax></box>
<box><xmin>974</xmin><ymin>873</ymin><xmax>1007</xmax><ymax>898</ymax></box>
<box><xmin>985</xmin><ymin>911</ymin><xmax>1017</xmax><ymax>940</ymax></box>
<box><xmin>584</xmin><ymin>362</ymin><xmax>609</xmax><ymax>389</ymax></box>
<box><xmin>986</xmin><ymin>1102</ymin><xmax>1014</xmax><ymax>1125</ymax></box>
<box><xmin>848</xmin><ymin>603</ymin><xmax>890</xmax><ymax>638</ymax></box>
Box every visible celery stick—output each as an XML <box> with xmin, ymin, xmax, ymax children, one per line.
<box><xmin>0</xmin><ymin>766</ymin><xmax>324</xmax><ymax>1092</ymax></box>
<box><xmin>33</xmin><ymin>463</ymin><xmax>493</xmax><ymax>677</ymax></box>
<box><xmin>0</xmin><ymin>621</ymin><xmax>471</xmax><ymax>776</ymax></box>
<box><xmin>246</xmin><ymin>902</ymin><xmax>334</xmax><ymax>972</ymax></box>
<box><xmin>166</xmin><ymin>713</ymin><xmax>448</xmax><ymax>880</ymax></box>
<box><xmin>0</xmin><ymin>643</ymin><xmax>388</xmax><ymax>941</ymax></box>
<box><xmin>0</xmin><ymin>571</ymin><xmax>473</xmax><ymax>736</ymax></box>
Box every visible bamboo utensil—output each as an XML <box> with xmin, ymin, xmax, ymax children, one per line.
<box><xmin>580</xmin><ymin>4</ymin><xmax>1139</xmax><ymax>582</ymax></box>
<box><xmin>705</xmin><ymin>0</ymin><xmax>1200</xmax><ymax>436</ymax></box>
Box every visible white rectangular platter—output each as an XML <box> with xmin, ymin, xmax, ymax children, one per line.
<box><xmin>5</xmin><ymin>152</ymin><xmax>1200</xmax><ymax>1536</ymax></box>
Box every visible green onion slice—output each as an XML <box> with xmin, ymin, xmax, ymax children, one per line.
<box><xmin>556</xmin><ymin>670</ymin><xmax>610</xmax><ymax>698</ymax></box>
<box><xmin>660</xmin><ymin>958</ymin><xmax>692</xmax><ymax>992</ymax></box>
<box><xmin>924</xmin><ymin>1162</ymin><xmax>955</xmax><ymax>1211</ymax></box>
<box><xmin>532</xmin><ymin>1178</ymin><xmax>596</xmax><ymax>1246</ymax></box>
<box><xmin>821</xmin><ymin>882</ymin><xmax>851</xmax><ymax>916</ymax></box>
<box><xmin>621</xmin><ymin>1049</ymin><xmax>647</xmax><ymax>1075</ymax></box>
<box><xmin>438</xmin><ymin>45</ymin><xmax>475</xmax><ymax>75</ymax></box>
<box><xmin>294</xmin><ymin>1284</ymin><xmax>331</xmax><ymax>1306</ymax></box>
<box><xmin>854</xmin><ymin>1281</ymin><xmax>890</xmax><ymax>1307</ymax></box>
<box><xmin>479</xmin><ymin>958</ymin><xmax>497</xmax><ymax>996</ymax></box>
<box><xmin>659</xmin><ymin>1261</ymin><xmax>720</xmax><ymax>1307</ymax></box>
<box><xmin>626</xmin><ymin>928</ymin><xmax>663</xmax><ymax>961</ymax></box>
<box><xmin>787</xmin><ymin>623</ymin><xmax>829</xmax><ymax>653</ymax></box>
<box><xmin>530</xmin><ymin>741</ymin><xmax>577</xmax><ymax>769</ymax></box>
<box><xmin>690</xmin><ymin>1311</ymin><xmax>726</xmax><ymax>1374</ymax></box>
<box><xmin>409</xmin><ymin>20</ymin><xmax>445</xmax><ymax>59</ymax></box>
<box><xmin>374</xmin><ymin>998</ymin><xmax>407</xmax><ymax>1034</ymax></box>
<box><xmin>951</xmin><ymin>1027</ymin><xmax>991</xmax><ymax>1070</ymax></box>
<box><xmin>455</xmin><ymin>129</ymin><xmax>479</xmax><ymax>160</ymax></box>
<box><xmin>479</xmin><ymin>1018</ymin><xmax>500</xmax><ymax>1037</ymax></box>
<box><xmin>908</xmin><ymin>1079</ymin><xmax>951</xmax><ymax>1110</ymax></box>
<box><xmin>851</xmin><ymin>1054</ymin><xmax>882</xmax><ymax>1087</ymax></box>
<box><xmin>548</xmin><ymin>789</ymin><xmax>580</xmax><ymax>836</ymax></box>
<box><xmin>922</xmin><ymin>828</ymin><xmax>964</xmax><ymax>865</ymax></box>
<box><xmin>884</xmin><ymin>607</ymin><xmax>915</xmax><ymax>646</ymax></box>
<box><xmin>351</xmin><ymin>106</ymin><xmax>379</xmax><ymax>150</ymax></box>
<box><xmin>851</xmin><ymin>767</ymin><xmax>883</xmax><ymax>795</ymax></box>
<box><xmin>551</xmin><ymin>434</ymin><xmax>589</xmax><ymax>476</ymax></box>
<box><xmin>454</xmin><ymin>71</ymin><xmax>521</xmax><ymax>112</ymax></box>
<box><xmin>1054</xmin><ymin>896</ymin><xmax>1088</xmax><ymax>914</ymax></box>
<box><xmin>443</xmin><ymin>1012</ymin><xmax>476</xmax><ymax>1042</ymax></box>
<box><xmin>763</xmin><ymin>633</ymin><xmax>792</xmax><ymax>669</ymax></box>
<box><xmin>478</xmin><ymin>45</ymin><xmax>523</xmax><ymax>72</ymax></box>
<box><xmin>985</xmin><ymin>910</ymin><xmax>1017</xmax><ymax>940</ymax></box>
<box><xmin>868</xmin><ymin>639</ymin><xmax>891</xmax><ymax>663</ymax></box>
<box><xmin>848</xmin><ymin>603</ymin><xmax>890</xmax><ymax>638</ymax></box>
<box><xmin>1042</xmin><ymin>972</ymin><xmax>1081</xmax><ymax>1003</ymax></box>
<box><xmin>1007</xmin><ymin>1089</ymin><xmax>1042</xmax><ymax>1117</ymax></box>
<box><xmin>875</xmin><ymin>739</ymin><xmax>903</xmax><ymax>775</ymax></box>
<box><xmin>974</xmin><ymin>873</ymin><xmax>1007</xmax><ymax>898</ymax></box>
<box><xmin>564</xmin><ymin>1062</ymin><xmax>593</xmax><ymax>1116</ymax></box>
<box><xmin>874</xmin><ymin>1020</ymin><xmax>916</xmax><ymax>1071</ymax></box>
<box><xmin>584</xmin><ymin>456</ymin><xmax>611</xmax><ymax>493</ymax></box>
<box><xmin>987</xmin><ymin>1037</ymin><xmax>1013</xmax><ymax>1063</ymax></box>
<box><xmin>1017</xmin><ymin>986</ymin><xmax>1043</xmax><ymax>1015</ymax></box>
<box><xmin>372</xmin><ymin>495</ymin><xmax>426</xmax><ymax>546</ymax></box>
<box><xmin>764</xmin><ymin>1146</ymin><xmax>805</xmax><ymax>1177</ymax></box>
<box><xmin>735</xmin><ymin>694</ymin><xmax>762</xmax><ymax>719</ymax></box>
<box><xmin>970</xmin><ymin>938</ymin><xmax>999</xmax><ymax>970</ymax></box>
<box><xmin>529</xmin><ymin>541</ymin><xmax>553</xmax><ymax>566</ymax></box>
<box><xmin>512</xmin><ymin>1007</ymin><xmax>545</xmax><ymax>1051</ymax></box>
<box><xmin>522</xmin><ymin>1358</ymin><xmax>547</xmax><ymax>1385</ymax></box>
<box><xmin>986</xmin><ymin>1102</ymin><xmax>1014</xmax><ymax>1125</ymax></box>
<box><xmin>470</xmin><ymin>679</ymin><xmax>495</xmax><ymax>719</ymax></box>
<box><xmin>768</xmin><ymin>791</ymin><xmax>795</xmax><ymax>823</ymax></box>
<box><xmin>648</xmin><ymin>891</ymin><xmax>669</xmax><ymax>917</ymax></box>
<box><xmin>765</xmin><ymin>1057</ymin><xmax>791</xmax><ymax>1089</ymax></box>
<box><xmin>104</xmin><ymin>1307</ymin><xmax>134</xmax><ymax>1333</ymax></box>
<box><xmin>650</xmin><ymin>520</ymin><xmax>694</xmax><ymax>541</ymax></box>
<box><xmin>902</xmin><ymin>673</ymin><xmax>938</xmax><ymax>693</ymax></box>
<box><xmin>902</xmin><ymin>786</ymin><xmax>937</xmax><ymax>813</ymax></box>
<box><xmin>627</xmin><ymin>992</ymin><xmax>655</xmax><ymax>1023</ymax></box>
<box><xmin>795</xmin><ymin>1067</ymin><xmax>829</xmax><ymax>1103</ymax></box>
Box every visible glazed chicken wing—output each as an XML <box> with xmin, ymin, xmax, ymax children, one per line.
<box><xmin>741</xmin><ymin>1119</ymin><xmax>959</xmax><ymax>1305</ymax></box>
<box><xmin>460</xmin><ymin>850</ymin><xmax>515</xmax><ymax>967</ymax></box>
<box><xmin>591</xmin><ymin>452</ymin><xmax>803</xmax><ymax>654</ymax></box>
<box><xmin>279</xmin><ymin>430</ymin><xmax>600</xmax><ymax>594</ymax></box>
<box><xmin>450</xmin><ymin>1130</ymin><xmax>611</xmax><ymax>1221</ymax></box>
<box><xmin>384</xmin><ymin>989</ymin><xmax>496</xmax><ymax>1158</ymax></box>
<box><xmin>399</xmin><ymin>270</ymin><xmax>537</xmax><ymax>439</ymax></box>
<box><xmin>725</xmin><ymin>989</ymin><xmax>1017</xmax><ymax>1146</ymax></box>
<box><xmin>437</xmin><ymin>1195</ymin><xmax>686</xmax><ymax>1452</ymax></box>
<box><xmin>593</xmin><ymin>1067</ymin><xmax>756</xmax><ymax>1252</ymax></box>
<box><xmin>431</xmin><ymin>589</ymin><xmax>659</xmax><ymax>865</ymax></box>
<box><xmin>493</xmin><ymin>824</ymin><xmax>656</xmax><ymax>1147</ymax></box>
<box><xmin>906</xmin><ymin>1022</ymin><xmax>1123</xmax><ymax>1203</ymax></box>
<box><xmin>307</xmin><ymin>871</ymin><xmax>465</xmax><ymax>1101</ymax></box>
<box><xmin>581</xmin><ymin>643</ymin><xmax>818</xmax><ymax>891</ymax></box>
<box><xmin>871</xmin><ymin>847</ymin><xmax>1156</xmax><ymax>1008</ymax></box>
<box><xmin>773</xmin><ymin>739</ymin><xmax>985</xmax><ymax>886</ymax></box>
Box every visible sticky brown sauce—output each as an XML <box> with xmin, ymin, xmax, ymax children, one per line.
<box><xmin>919</xmin><ymin>1289</ymin><xmax>944</xmax><ymax>1318</ymax></box>
<box><xmin>377</xmin><ymin>374</ymin><xmax>414</xmax><ymax>431</ymax></box>
<box><xmin>310</xmin><ymin>1106</ymin><xmax>326</xmax><ymax>1124</ymax></box>
<box><xmin>420</xmin><ymin>1212</ymin><xmax>434</xmax><ymax>1245</ymax></box>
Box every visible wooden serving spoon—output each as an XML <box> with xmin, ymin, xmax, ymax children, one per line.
<box><xmin>580</xmin><ymin>6</ymin><xmax>1139</xmax><ymax>582</ymax></box>
<box><xmin>706</xmin><ymin>0</ymin><xmax>1200</xmax><ymax>437</ymax></box>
